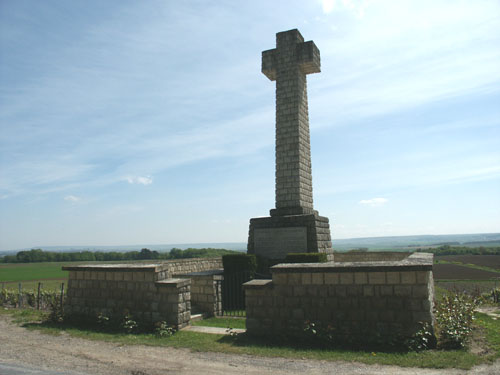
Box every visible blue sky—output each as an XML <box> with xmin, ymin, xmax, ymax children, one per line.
<box><xmin>0</xmin><ymin>0</ymin><xmax>499</xmax><ymax>250</ymax></box>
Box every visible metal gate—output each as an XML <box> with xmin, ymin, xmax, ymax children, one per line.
<box><xmin>220</xmin><ymin>271</ymin><xmax>252</xmax><ymax>317</ymax></box>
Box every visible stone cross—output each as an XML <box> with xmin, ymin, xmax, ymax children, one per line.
<box><xmin>262</xmin><ymin>29</ymin><xmax>321</xmax><ymax>217</ymax></box>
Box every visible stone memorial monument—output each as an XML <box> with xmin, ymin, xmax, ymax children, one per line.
<box><xmin>247</xmin><ymin>29</ymin><xmax>333</xmax><ymax>260</ymax></box>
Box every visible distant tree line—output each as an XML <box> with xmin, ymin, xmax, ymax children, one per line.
<box><xmin>0</xmin><ymin>247</ymin><xmax>240</xmax><ymax>263</ymax></box>
<box><xmin>418</xmin><ymin>245</ymin><xmax>500</xmax><ymax>256</ymax></box>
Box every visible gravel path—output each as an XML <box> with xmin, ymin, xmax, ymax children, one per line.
<box><xmin>1</xmin><ymin>314</ymin><xmax>499</xmax><ymax>375</ymax></box>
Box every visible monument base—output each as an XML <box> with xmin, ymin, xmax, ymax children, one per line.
<box><xmin>247</xmin><ymin>212</ymin><xmax>333</xmax><ymax>260</ymax></box>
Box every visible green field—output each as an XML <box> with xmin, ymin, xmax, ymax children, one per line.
<box><xmin>0</xmin><ymin>262</ymin><xmax>69</xmax><ymax>282</ymax></box>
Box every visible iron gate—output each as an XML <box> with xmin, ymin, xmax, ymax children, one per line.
<box><xmin>220</xmin><ymin>271</ymin><xmax>252</xmax><ymax>316</ymax></box>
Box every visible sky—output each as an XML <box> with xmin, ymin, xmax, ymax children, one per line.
<box><xmin>0</xmin><ymin>0</ymin><xmax>499</xmax><ymax>251</ymax></box>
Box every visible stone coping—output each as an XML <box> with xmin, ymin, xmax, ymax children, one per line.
<box><xmin>155</xmin><ymin>278</ymin><xmax>191</xmax><ymax>287</ymax></box>
<box><xmin>271</xmin><ymin>252</ymin><xmax>433</xmax><ymax>273</ymax></box>
<box><xmin>176</xmin><ymin>269</ymin><xmax>224</xmax><ymax>277</ymax></box>
<box><xmin>62</xmin><ymin>263</ymin><xmax>169</xmax><ymax>272</ymax></box>
<box><xmin>243</xmin><ymin>279</ymin><xmax>273</xmax><ymax>289</ymax></box>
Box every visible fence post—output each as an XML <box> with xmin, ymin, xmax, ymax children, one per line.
<box><xmin>60</xmin><ymin>283</ymin><xmax>65</xmax><ymax>315</ymax></box>
<box><xmin>18</xmin><ymin>283</ymin><xmax>22</xmax><ymax>308</ymax></box>
<box><xmin>37</xmin><ymin>282</ymin><xmax>41</xmax><ymax>310</ymax></box>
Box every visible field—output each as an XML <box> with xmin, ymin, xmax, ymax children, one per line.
<box><xmin>433</xmin><ymin>255</ymin><xmax>500</xmax><ymax>295</ymax></box>
<box><xmin>435</xmin><ymin>280</ymin><xmax>499</xmax><ymax>295</ymax></box>
<box><xmin>0</xmin><ymin>262</ymin><xmax>70</xmax><ymax>291</ymax></box>
<box><xmin>433</xmin><ymin>263</ymin><xmax>500</xmax><ymax>280</ymax></box>
<box><xmin>436</xmin><ymin>254</ymin><xmax>500</xmax><ymax>270</ymax></box>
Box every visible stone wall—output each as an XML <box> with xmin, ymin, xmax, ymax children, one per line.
<box><xmin>177</xmin><ymin>270</ymin><xmax>223</xmax><ymax>317</ymax></box>
<box><xmin>63</xmin><ymin>264</ymin><xmax>191</xmax><ymax>328</ymax></box>
<box><xmin>166</xmin><ymin>257</ymin><xmax>223</xmax><ymax>277</ymax></box>
<box><xmin>244</xmin><ymin>252</ymin><xmax>434</xmax><ymax>343</ymax></box>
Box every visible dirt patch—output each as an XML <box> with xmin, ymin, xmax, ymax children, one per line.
<box><xmin>0</xmin><ymin>313</ymin><xmax>499</xmax><ymax>375</ymax></box>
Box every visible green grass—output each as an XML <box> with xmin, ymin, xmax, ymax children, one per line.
<box><xmin>475</xmin><ymin>313</ymin><xmax>500</xmax><ymax>359</ymax></box>
<box><xmin>192</xmin><ymin>317</ymin><xmax>246</xmax><ymax>329</ymax></box>
<box><xmin>0</xmin><ymin>262</ymin><xmax>69</xmax><ymax>283</ymax></box>
<box><xmin>2</xmin><ymin>308</ymin><xmax>499</xmax><ymax>370</ymax></box>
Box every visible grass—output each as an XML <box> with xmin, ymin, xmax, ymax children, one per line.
<box><xmin>2</xmin><ymin>308</ymin><xmax>499</xmax><ymax>370</ymax></box>
<box><xmin>192</xmin><ymin>317</ymin><xmax>246</xmax><ymax>329</ymax></box>
<box><xmin>0</xmin><ymin>262</ymin><xmax>69</xmax><ymax>283</ymax></box>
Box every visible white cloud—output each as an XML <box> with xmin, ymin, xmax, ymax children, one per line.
<box><xmin>64</xmin><ymin>195</ymin><xmax>81</xmax><ymax>202</ymax></box>
<box><xmin>126</xmin><ymin>176</ymin><xmax>153</xmax><ymax>185</ymax></box>
<box><xmin>321</xmin><ymin>0</ymin><xmax>335</xmax><ymax>14</ymax></box>
<box><xmin>359</xmin><ymin>197</ymin><xmax>388</xmax><ymax>207</ymax></box>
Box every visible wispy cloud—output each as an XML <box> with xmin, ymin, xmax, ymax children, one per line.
<box><xmin>359</xmin><ymin>198</ymin><xmax>388</xmax><ymax>207</ymax></box>
<box><xmin>64</xmin><ymin>195</ymin><xmax>81</xmax><ymax>202</ymax></box>
<box><xmin>126</xmin><ymin>176</ymin><xmax>153</xmax><ymax>186</ymax></box>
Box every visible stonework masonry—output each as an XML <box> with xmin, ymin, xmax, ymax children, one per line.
<box><xmin>177</xmin><ymin>270</ymin><xmax>223</xmax><ymax>317</ymax></box>
<box><xmin>244</xmin><ymin>252</ymin><xmax>435</xmax><ymax>342</ymax></box>
<box><xmin>248</xmin><ymin>28</ymin><xmax>333</xmax><ymax>260</ymax></box>
<box><xmin>63</xmin><ymin>257</ymin><xmax>224</xmax><ymax>327</ymax></box>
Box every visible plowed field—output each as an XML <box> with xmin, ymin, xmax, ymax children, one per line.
<box><xmin>435</xmin><ymin>255</ymin><xmax>500</xmax><ymax>270</ymax></box>
<box><xmin>433</xmin><ymin>263</ymin><xmax>500</xmax><ymax>280</ymax></box>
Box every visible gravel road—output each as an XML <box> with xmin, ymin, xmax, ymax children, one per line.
<box><xmin>1</xmin><ymin>314</ymin><xmax>499</xmax><ymax>375</ymax></box>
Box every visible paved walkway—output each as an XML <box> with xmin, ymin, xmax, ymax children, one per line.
<box><xmin>182</xmin><ymin>325</ymin><xmax>246</xmax><ymax>334</ymax></box>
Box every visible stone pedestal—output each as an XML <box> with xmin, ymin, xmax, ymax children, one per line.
<box><xmin>248</xmin><ymin>212</ymin><xmax>333</xmax><ymax>260</ymax></box>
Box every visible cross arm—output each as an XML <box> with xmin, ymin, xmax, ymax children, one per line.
<box><xmin>297</xmin><ymin>41</ymin><xmax>321</xmax><ymax>75</ymax></box>
<box><xmin>262</xmin><ymin>48</ymin><xmax>277</xmax><ymax>81</ymax></box>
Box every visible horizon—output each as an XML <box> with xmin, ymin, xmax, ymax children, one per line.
<box><xmin>1</xmin><ymin>1</ymin><xmax>499</xmax><ymax>250</ymax></box>
<box><xmin>2</xmin><ymin>231</ymin><xmax>499</xmax><ymax>253</ymax></box>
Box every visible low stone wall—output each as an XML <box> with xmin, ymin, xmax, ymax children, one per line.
<box><xmin>166</xmin><ymin>257</ymin><xmax>223</xmax><ymax>277</ymax></box>
<box><xmin>244</xmin><ymin>252</ymin><xmax>434</xmax><ymax>343</ymax></box>
<box><xmin>63</xmin><ymin>264</ymin><xmax>191</xmax><ymax>328</ymax></box>
<box><xmin>334</xmin><ymin>251</ymin><xmax>410</xmax><ymax>262</ymax></box>
<box><xmin>178</xmin><ymin>270</ymin><xmax>223</xmax><ymax>317</ymax></box>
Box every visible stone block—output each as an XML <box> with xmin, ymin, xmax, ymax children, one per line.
<box><xmin>366</xmin><ymin>311</ymin><xmax>378</xmax><ymax>322</ymax></box>
<box><xmin>124</xmin><ymin>272</ymin><xmax>133</xmax><ymax>281</ymax></box>
<box><xmin>387</xmin><ymin>297</ymin><xmax>403</xmax><ymax>309</ymax></box>
<box><xmin>105</xmin><ymin>272</ymin><xmax>114</xmax><ymax>281</ymax></box>
<box><xmin>324</xmin><ymin>273</ymin><xmax>339</xmax><ymax>284</ymax></box>
<box><xmin>412</xmin><ymin>285</ymin><xmax>429</xmax><ymax>298</ymax></box>
<box><xmin>363</xmin><ymin>286</ymin><xmax>374</xmax><ymax>297</ymax></box>
<box><xmin>406</xmin><ymin>299</ymin><xmax>422</xmax><ymax>311</ymax></box>
<box><xmin>380</xmin><ymin>286</ymin><xmax>393</xmax><ymax>296</ymax></box>
<box><xmin>311</xmin><ymin>273</ymin><xmax>324</xmax><ymax>285</ymax></box>
<box><xmin>273</xmin><ymin>273</ymin><xmax>287</xmax><ymax>285</ymax></box>
<box><xmin>401</xmin><ymin>272</ymin><xmax>416</xmax><ymax>284</ymax></box>
<box><xmin>347</xmin><ymin>285</ymin><xmax>362</xmax><ymax>297</ymax></box>
<box><xmin>285</xmin><ymin>297</ymin><xmax>300</xmax><ymax>307</ymax></box>
<box><xmin>372</xmin><ymin>297</ymin><xmax>386</xmax><ymax>309</ymax></box>
<box><xmin>301</xmin><ymin>273</ymin><xmax>312</xmax><ymax>285</ymax></box>
<box><xmin>133</xmin><ymin>272</ymin><xmax>145</xmax><ymax>282</ymax></box>
<box><xmin>368</xmin><ymin>272</ymin><xmax>386</xmax><ymax>284</ymax></box>
<box><xmin>317</xmin><ymin>287</ymin><xmax>328</xmax><ymax>298</ymax></box>
<box><xmin>386</xmin><ymin>272</ymin><xmax>400</xmax><ymax>284</ymax></box>
<box><xmin>293</xmin><ymin>286</ymin><xmax>306</xmax><ymax>297</ymax></box>
<box><xmin>288</xmin><ymin>273</ymin><xmax>301</xmax><ymax>285</ymax></box>
<box><xmin>394</xmin><ymin>285</ymin><xmax>412</xmax><ymax>297</ymax></box>
<box><xmin>340</xmin><ymin>272</ymin><xmax>354</xmax><ymax>285</ymax></box>
<box><xmin>292</xmin><ymin>308</ymin><xmax>304</xmax><ymax>320</ymax></box>
<box><xmin>416</xmin><ymin>271</ymin><xmax>429</xmax><ymax>284</ymax></box>
<box><xmin>354</xmin><ymin>272</ymin><xmax>367</xmax><ymax>284</ymax></box>
<box><xmin>335</xmin><ymin>285</ymin><xmax>347</xmax><ymax>297</ymax></box>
